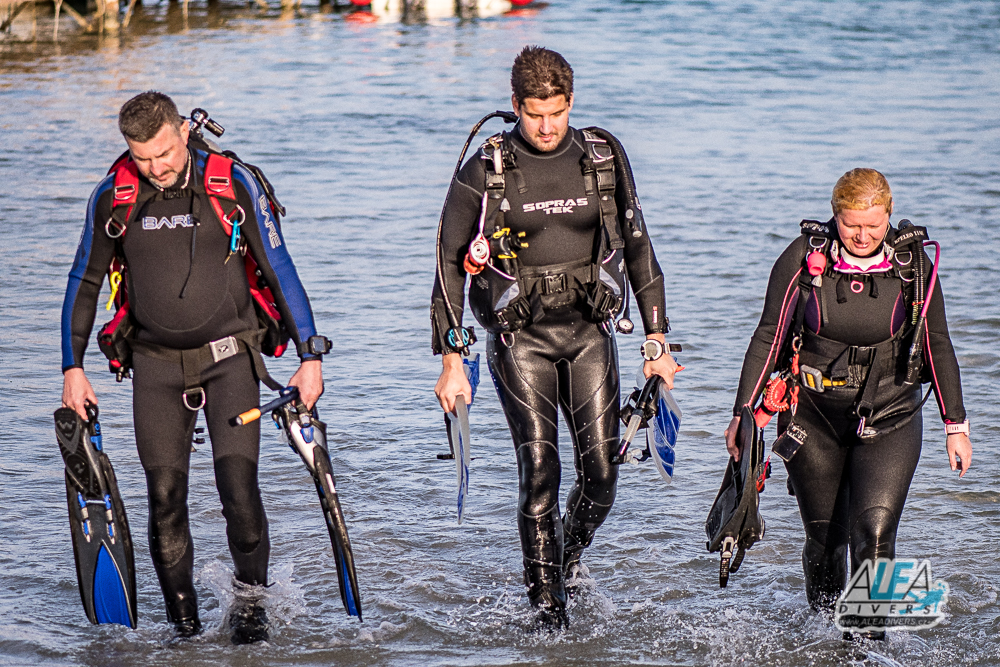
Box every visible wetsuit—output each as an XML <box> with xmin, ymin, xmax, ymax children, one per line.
<box><xmin>431</xmin><ymin>125</ymin><xmax>667</xmax><ymax>612</ymax></box>
<box><xmin>733</xmin><ymin>225</ymin><xmax>966</xmax><ymax>607</ymax></box>
<box><xmin>62</xmin><ymin>148</ymin><xmax>321</xmax><ymax>626</ymax></box>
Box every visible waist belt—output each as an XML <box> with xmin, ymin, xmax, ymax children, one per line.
<box><xmin>519</xmin><ymin>257</ymin><xmax>597</xmax><ymax>296</ymax></box>
<box><xmin>798</xmin><ymin>365</ymin><xmax>848</xmax><ymax>392</ymax></box>
<box><xmin>130</xmin><ymin>329</ymin><xmax>281</xmax><ymax>410</ymax></box>
<box><xmin>495</xmin><ymin>257</ymin><xmax>598</xmax><ymax>332</ymax></box>
<box><xmin>800</xmin><ymin>331</ymin><xmax>910</xmax><ymax>435</ymax></box>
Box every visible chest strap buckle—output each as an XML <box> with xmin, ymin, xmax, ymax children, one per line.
<box><xmin>541</xmin><ymin>273</ymin><xmax>568</xmax><ymax>295</ymax></box>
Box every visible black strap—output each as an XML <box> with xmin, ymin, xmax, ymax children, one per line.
<box><xmin>129</xmin><ymin>329</ymin><xmax>283</xmax><ymax>397</ymax></box>
<box><xmin>581</xmin><ymin>130</ymin><xmax>623</xmax><ymax>252</ymax></box>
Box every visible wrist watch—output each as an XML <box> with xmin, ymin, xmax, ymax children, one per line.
<box><xmin>944</xmin><ymin>419</ymin><xmax>970</xmax><ymax>436</ymax></box>
<box><xmin>640</xmin><ymin>339</ymin><xmax>664</xmax><ymax>362</ymax></box>
<box><xmin>298</xmin><ymin>335</ymin><xmax>332</xmax><ymax>357</ymax></box>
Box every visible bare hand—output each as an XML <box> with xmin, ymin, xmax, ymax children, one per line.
<box><xmin>62</xmin><ymin>368</ymin><xmax>97</xmax><ymax>420</ymax></box>
<box><xmin>947</xmin><ymin>433</ymin><xmax>972</xmax><ymax>478</ymax></box>
<box><xmin>435</xmin><ymin>353</ymin><xmax>472</xmax><ymax>414</ymax></box>
<box><xmin>288</xmin><ymin>359</ymin><xmax>324</xmax><ymax>410</ymax></box>
<box><xmin>641</xmin><ymin>334</ymin><xmax>682</xmax><ymax>389</ymax></box>
<box><xmin>724</xmin><ymin>415</ymin><xmax>741</xmax><ymax>461</ymax></box>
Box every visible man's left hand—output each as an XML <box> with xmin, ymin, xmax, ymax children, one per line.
<box><xmin>288</xmin><ymin>359</ymin><xmax>324</xmax><ymax>409</ymax></box>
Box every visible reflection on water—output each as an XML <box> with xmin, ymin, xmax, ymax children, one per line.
<box><xmin>0</xmin><ymin>0</ymin><xmax>524</xmax><ymax>44</ymax></box>
<box><xmin>370</xmin><ymin>0</ymin><xmax>513</xmax><ymax>22</ymax></box>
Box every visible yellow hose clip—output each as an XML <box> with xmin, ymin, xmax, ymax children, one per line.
<box><xmin>105</xmin><ymin>271</ymin><xmax>122</xmax><ymax>311</ymax></box>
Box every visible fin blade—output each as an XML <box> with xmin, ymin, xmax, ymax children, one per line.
<box><xmin>313</xmin><ymin>450</ymin><xmax>363</xmax><ymax>620</ymax></box>
<box><xmin>92</xmin><ymin>544</ymin><xmax>135</xmax><ymax>628</ymax></box>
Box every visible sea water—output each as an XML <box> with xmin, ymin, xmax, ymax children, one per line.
<box><xmin>1</xmin><ymin>1</ymin><xmax>998</xmax><ymax>665</ymax></box>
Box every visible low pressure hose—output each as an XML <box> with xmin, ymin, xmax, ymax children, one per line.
<box><xmin>582</xmin><ymin>126</ymin><xmax>644</xmax><ymax>239</ymax></box>
<box><xmin>434</xmin><ymin>111</ymin><xmax>518</xmax><ymax>351</ymax></box>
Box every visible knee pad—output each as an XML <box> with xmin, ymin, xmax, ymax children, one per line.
<box><xmin>516</xmin><ymin>443</ymin><xmax>561</xmax><ymax>518</ymax></box>
<box><xmin>215</xmin><ymin>456</ymin><xmax>266</xmax><ymax>554</ymax></box>
<box><xmin>850</xmin><ymin>506</ymin><xmax>898</xmax><ymax>566</ymax></box>
<box><xmin>145</xmin><ymin>468</ymin><xmax>191</xmax><ymax>567</ymax></box>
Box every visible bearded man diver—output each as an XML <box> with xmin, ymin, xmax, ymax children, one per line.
<box><xmin>61</xmin><ymin>92</ymin><xmax>329</xmax><ymax>642</ymax></box>
<box><xmin>432</xmin><ymin>46</ymin><xmax>678</xmax><ymax>628</ymax></box>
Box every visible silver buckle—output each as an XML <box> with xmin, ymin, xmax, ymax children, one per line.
<box><xmin>209</xmin><ymin>335</ymin><xmax>239</xmax><ymax>363</ymax></box>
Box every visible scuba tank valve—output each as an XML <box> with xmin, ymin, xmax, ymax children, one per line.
<box><xmin>190</xmin><ymin>108</ymin><xmax>225</xmax><ymax>138</ymax></box>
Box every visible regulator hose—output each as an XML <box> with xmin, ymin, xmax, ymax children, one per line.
<box><xmin>434</xmin><ymin>111</ymin><xmax>518</xmax><ymax>352</ymax></box>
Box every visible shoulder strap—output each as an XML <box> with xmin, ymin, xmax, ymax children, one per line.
<box><xmin>105</xmin><ymin>159</ymin><xmax>143</xmax><ymax>239</ymax></box>
<box><xmin>581</xmin><ymin>130</ymin><xmax>623</xmax><ymax>252</ymax></box>
<box><xmin>481</xmin><ymin>134</ymin><xmax>509</xmax><ymax>233</ymax></box>
<box><xmin>887</xmin><ymin>223</ymin><xmax>929</xmax><ymax>251</ymax></box>
<box><xmin>799</xmin><ymin>218</ymin><xmax>834</xmax><ymax>239</ymax></box>
<box><xmin>203</xmin><ymin>152</ymin><xmax>241</xmax><ymax>235</ymax></box>
<box><xmin>786</xmin><ymin>219</ymin><xmax>834</xmax><ymax>353</ymax></box>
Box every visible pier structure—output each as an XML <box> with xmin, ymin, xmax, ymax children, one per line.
<box><xmin>1</xmin><ymin>0</ymin><xmax>523</xmax><ymax>37</ymax></box>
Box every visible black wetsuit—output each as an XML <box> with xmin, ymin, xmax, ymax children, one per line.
<box><xmin>62</xmin><ymin>148</ymin><xmax>321</xmax><ymax>626</ymax></box>
<box><xmin>734</xmin><ymin>229</ymin><xmax>966</xmax><ymax>607</ymax></box>
<box><xmin>431</xmin><ymin>125</ymin><xmax>667</xmax><ymax>610</ymax></box>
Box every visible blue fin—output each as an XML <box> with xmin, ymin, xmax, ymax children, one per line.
<box><xmin>93</xmin><ymin>545</ymin><xmax>132</xmax><ymax>627</ymax></box>
<box><xmin>336</xmin><ymin>546</ymin><xmax>360</xmax><ymax>617</ymax></box>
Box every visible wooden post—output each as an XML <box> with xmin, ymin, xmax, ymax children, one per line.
<box><xmin>1</xmin><ymin>1</ymin><xmax>32</xmax><ymax>33</ymax></box>
<box><xmin>53</xmin><ymin>0</ymin><xmax>62</xmax><ymax>39</ymax></box>
<box><xmin>59</xmin><ymin>1</ymin><xmax>92</xmax><ymax>30</ymax></box>
<box><xmin>104</xmin><ymin>0</ymin><xmax>120</xmax><ymax>32</ymax></box>
<box><xmin>121</xmin><ymin>0</ymin><xmax>137</xmax><ymax>27</ymax></box>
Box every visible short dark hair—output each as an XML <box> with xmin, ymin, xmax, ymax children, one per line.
<box><xmin>510</xmin><ymin>46</ymin><xmax>573</xmax><ymax>104</ymax></box>
<box><xmin>118</xmin><ymin>91</ymin><xmax>182</xmax><ymax>143</ymax></box>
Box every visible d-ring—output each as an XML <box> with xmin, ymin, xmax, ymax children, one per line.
<box><xmin>224</xmin><ymin>205</ymin><xmax>246</xmax><ymax>228</ymax></box>
<box><xmin>182</xmin><ymin>388</ymin><xmax>206</xmax><ymax>411</ymax></box>
<box><xmin>105</xmin><ymin>217</ymin><xmax>126</xmax><ymax>239</ymax></box>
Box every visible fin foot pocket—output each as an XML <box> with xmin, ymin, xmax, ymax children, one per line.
<box><xmin>229</xmin><ymin>598</ymin><xmax>269</xmax><ymax>645</ymax></box>
<box><xmin>729</xmin><ymin>547</ymin><xmax>746</xmax><ymax>573</ymax></box>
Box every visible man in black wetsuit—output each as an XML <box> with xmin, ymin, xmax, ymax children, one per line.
<box><xmin>432</xmin><ymin>47</ymin><xmax>678</xmax><ymax>627</ymax></box>
<box><xmin>61</xmin><ymin>92</ymin><xmax>328</xmax><ymax>642</ymax></box>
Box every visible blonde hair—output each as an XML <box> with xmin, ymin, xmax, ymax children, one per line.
<box><xmin>831</xmin><ymin>168</ymin><xmax>893</xmax><ymax>216</ymax></box>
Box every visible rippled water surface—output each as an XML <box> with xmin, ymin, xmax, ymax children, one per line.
<box><xmin>2</xmin><ymin>1</ymin><xmax>999</xmax><ymax>665</ymax></box>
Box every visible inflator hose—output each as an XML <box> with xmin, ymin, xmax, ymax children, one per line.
<box><xmin>435</xmin><ymin>111</ymin><xmax>518</xmax><ymax>348</ymax></box>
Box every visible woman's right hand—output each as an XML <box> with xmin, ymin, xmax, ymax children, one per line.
<box><xmin>947</xmin><ymin>433</ymin><xmax>972</xmax><ymax>478</ymax></box>
<box><xmin>434</xmin><ymin>353</ymin><xmax>473</xmax><ymax>414</ymax></box>
<box><xmin>724</xmin><ymin>414</ymin><xmax>741</xmax><ymax>461</ymax></box>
